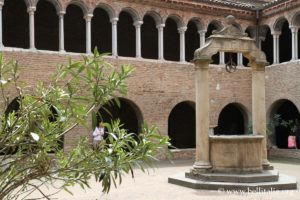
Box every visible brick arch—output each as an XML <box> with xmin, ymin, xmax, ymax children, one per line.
<box><xmin>207</xmin><ymin>19</ymin><xmax>223</xmax><ymax>31</ymax></box>
<box><xmin>92</xmin><ymin>2</ymin><xmax>116</xmax><ymax>19</ymax></box>
<box><xmin>143</xmin><ymin>10</ymin><xmax>163</xmax><ymax>26</ymax></box>
<box><xmin>291</xmin><ymin>11</ymin><xmax>300</xmax><ymax>27</ymax></box>
<box><xmin>187</xmin><ymin>17</ymin><xmax>205</xmax><ymax>31</ymax></box>
<box><xmin>118</xmin><ymin>7</ymin><xmax>141</xmax><ymax>22</ymax></box>
<box><xmin>164</xmin><ymin>14</ymin><xmax>184</xmax><ymax>28</ymax></box>
<box><xmin>36</xmin><ymin>0</ymin><xmax>62</xmax><ymax>13</ymax></box>
<box><xmin>273</xmin><ymin>16</ymin><xmax>289</xmax><ymax>32</ymax></box>
<box><xmin>65</xmin><ymin>0</ymin><xmax>89</xmax><ymax>15</ymax></box>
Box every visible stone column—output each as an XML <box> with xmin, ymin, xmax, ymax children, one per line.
<box><xmin>58</xmin><ymin>11</ymin><xmax>65</xmax><ymax>52</ymax></box>
<box><xmin>28</xmin><ymin>6</ymin><xmax>36</xmax><ymax>50</ymax></box>
<box><xmin>0</xmin><ymin>2</ymin><xmax>3</xmax><ymax>49</ymax></box>
<box><xmin>237</xmin><ymin>53</ymin><xmax>243</xmax><ymax>66</ymax></box>
<box><xmin>272</xmin><ymin>32</ymin><xmax>280</xmax><ymax>64</ymax></box>
<box><xmin>134</xmin><ymin>20</ymin><xmax>143</xmax><ymax>58</ymax></box>
<box><xmin>85</xmin><ymin>14</ymin><xmax>93</xmax><ymax>54</ymax></box>
<box><xmin>111</xmin><ymin>18</ymin><xmax>118</xmax><ymax>57</ymax></box>
<box><xmin>252</xmin><ymin>61</ymin><xmax>269</xmax><ymax>168</ymax></box>
<box><xmin>219</xmin><ymin>51</ymin><xmax>225</xmax><ymax>64</ymax></box>
<box><xmin>157</xmin><ymin>24</ymin><xmax>165</xmax><ymax>60</ymax></box>
<box><xmin>198</xmin><ymin>30</ymin><xmax>206</xmax><ymax>48</ymax></box>
<box><xmin>290</xmin><ymin>26</ymin><xmax>299</xmax><ymax>60</ymax></box>
<box><xmin>178</xmin><ymin>26</ymin><xmax>187</xmax><ymax>62</ymax></box>
<box><xmin>193</xmin><ymin>59</ymin><xmax>212</xmax><ymax>171</ymax></box>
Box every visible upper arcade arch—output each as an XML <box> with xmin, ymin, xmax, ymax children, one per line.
<box><xmin>118</xmin><ymin>7</ymin><xmax>141</xmax><ymax>22</ymax></box>
<box><xmin>35</xmin><ymin>0</ymin><xmax>62</xmax><ymax>13</ymax></box>
<box><xmin>143</xmin><ymin>11</ymin><xmax>163</xmax><ymax>26</ymax></box>
<box><xmin>164</xmin><ymin>14</ymin><xmax>184</xmax><ymax>28</ymax></box>
<box><xmin>92</xmin><ymin>3</ymin><xmax>116</xmax><ymax>19</ymax></box>
<box><xmin>64</xmin><ymin>0</ymin><xmax>89</xmax><ymax>15</ymax></box>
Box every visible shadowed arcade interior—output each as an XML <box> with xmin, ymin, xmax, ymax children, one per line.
<box><xmin>168</xmin><ymin>102</ymin><xmax>195</xmax><ymax>149</ymax></box>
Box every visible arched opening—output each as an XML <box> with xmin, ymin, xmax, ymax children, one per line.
<box><xmin>185</xmin><ymin>21</ymin><xmax>200</xmax><ymax>62</ymax></box>
<box><xmin>214</xmin><ymin>103</ymin><xmax>246</xmax><ymax>135</ymax></box>
<box><xmin>35</xmin><ymin>0</ymin><xmax>59</xmax><ymax>51</ymax></box>
<box><xmin>118</xmin><ymin>11</ymin><xmax>135</xmax><ymax>57</ymax></box>
<box><xmin>92</xmin><ymin>7</ymin><xmax>112</xmax><ymax>54</ymax></box>
<box><xmin>261</xmin><ymin>26</ymin><xmax>273</xmax><ymax>64</ymax></box>
<box><xmin>164</xmin><ymin>18</ymin><xmax>180</xmax><ymax>61</ymax></box>
<box><xmin>270</xmin><ymin>100</ymin><xmax>300</xmax><ymax>149</ymax></box>
<box><xmin>168</xmin><ymin>102</ymin><xmax>195</xmax><ymax>149</ymax></box>
<box><xmin>206</xmin><ymin>22</ymin><xmax>220</xmax><ymax>64</ymax></box>
<box><xmin>97</xmin><ymin>98</ymin><xmax>142</xmax><ymax>135</ymax></box>
<box><xmin>64</xmin><ymin>4</ymin><xmax>85</xmax><ymax>53</ymax></box>
<box><xmin>141</xmin><ymin>15</ymin><xmax>158</xmax><ymax>59</ymax></box>
<box><xmin>279</xmin><ymin>21</ymin><xmax>292</xmax><ymax>63</ymax></box>
<box><xmin>3</xmin><ymin>0</ymin><xmax>29</xmax><ymax>48</ymax></box>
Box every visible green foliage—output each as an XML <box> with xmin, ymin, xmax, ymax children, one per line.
<box><xmin>0</xmin><ymin>50</ymin><xmax>170</xmax><ymax>200</ymax></box>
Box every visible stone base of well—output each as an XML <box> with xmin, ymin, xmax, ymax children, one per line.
<box><xmin>168</xmin><ymin>172</ymin><xmax>297</xmax><ymax>191</ymax></box>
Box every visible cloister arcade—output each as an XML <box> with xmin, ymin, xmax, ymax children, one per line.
<box><xmin>1</xmin><ymin>0</ymin><xmax>300</xmax><ymax>65</ymax></box>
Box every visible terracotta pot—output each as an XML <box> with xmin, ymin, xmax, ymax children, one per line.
<box><xmin>288</xmin><ymin>135</ymin><xmax>297</xmax><ymax>149</ymax></box>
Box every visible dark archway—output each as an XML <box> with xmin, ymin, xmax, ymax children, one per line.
<box><xmin>35</xmin><ymin>0</ymin><xmax>59</xmax><ymax>51</ymax></box>
<box><xmin>261</xmin><ymin>26</ymin><xmax>273</xmax><ymax>65</ymax></box>
<box><xmin>92</xmin><ymin>7</ymin><xmax>112</xmax><ymax>54</ymax></box>
<box><xmin>272</xmin><ymin>100</ymin><xmax>300</xmax><ymax>149</ymax></box>
<box><xmin>141</xmin><ymin>15</ymin><xmax>158</xmax><ymax>59</ymax></box>
<box><xmin>185</xmin><ymin>21</ymin><xmax>199</xmax><ymax>62</ymax></box>
<box><xmin>168</xmin><ymin>102</ymin><xmax>195</xmax><ymax>149</ymax></box>
<box><xmin>3</xmin><ymin>0</ymin><xmax>29</xmax><ymax>48</ymax></box>
<box><xmin>118</xmin><ymin>11</ymin><xmax>135</xmax><ymax>57</ymax></box>
<box><xmin>279</xmin><ymin>21</ymin><xmax>292</xmax><ymax>63</ymax></box>
<box><xmin>97</xmin><ymin>98</ymin><xmax>142</xmax><ymax>135</ymax></box>
<box><xmin>206</xmin><ymin>23</ymin><xmax>220</xmax><ymax>64</ymax></box>
<box><xmin>214</xmin><ymin>103</ymin><xmax>246</xmax><ymax>135</ymax></box>
<box><xmin>164</xmin><ymin>18</ymin><xmax>180</xmax><ymax>61</ymax></box>
<box><xmin>64</xmin><ymin>4</ymin><xmax>85</xmax><ymax>53</ymax></box>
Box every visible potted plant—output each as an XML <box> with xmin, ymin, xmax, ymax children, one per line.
<box><xmin>281</xmin><ymin>119</ymin><xmax>299</xmax><ymax>149</ymax></box>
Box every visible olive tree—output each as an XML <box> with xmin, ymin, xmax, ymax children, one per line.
<box><xmin>0</xmin><ymin>51</ymin><xmax>170</xmax><ymax>200</ymax></box>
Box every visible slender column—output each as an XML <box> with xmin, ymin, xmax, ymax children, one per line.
<box><xmin>193</xmin><ymin>59</ymin><xmax>212</xmax><ymax>171</ymax></box>
<box><xmin>178</xmin><ymin>27</ymin><xmax>187</xmax><ymax>62</ymax></box>
<box><xmin>0</xmin><ymin>2</ymin><xmax>3</xmax><ymax>49</ymax></box>
<box><xmin>110</xmin><ymin>18</ymin><xmax>118</xmax><ymax>57</ymax></box>
<box><xmin>58</xmin><ymin>11</ymin><xmax>65</xmax><ymax>52</ymax></box>
<box><xmin>134</xmin><ymin>21</ymin><xmax>143</xmax><ymax>58</ymax></box>
<box><xmin>252</xmin><ymin>62</ymin><xmax>269</xmax><ymax>168</ymax></box>
<box><xmin>272</xmin><ymin>31</ymin><xmax>280</xmax><ymax>64</ymax></box>
<box><xmin>157</xmin><ymin>24</ymin><xmax>165</xmax><ymax>60</ymax></box>
<box><xmin>219</xmin><ymin>51</ymin><xmax>225</xmax><ymax>64</ymax></box>
<box><xmin>198</xmin><ymin>30</ymin><xmax>206</xmax><ymax>48</ymax></box>
<box><xmin>28</xmin><ymin>6</ymin><xmax>36</xmax><ymax>50</ymax></box>
<box><xmin>85</xmin><ymin>14</ymin><xmax>93</xmax><ymax>54</ymax></box>
<box><xmin>290</xmin><ymin>26</ymin><xmax>299</xmax><ymax>60</ymax></box>
<box><xmin>237</xmin><ymin>53</ymin><xmax>243</xmax><ymax>66</ymax></box>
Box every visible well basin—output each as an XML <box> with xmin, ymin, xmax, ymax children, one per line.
<box><xmin>209</xmin><ymin>135</ymin><xmax>263</xmax><ymax>173</ymax></box>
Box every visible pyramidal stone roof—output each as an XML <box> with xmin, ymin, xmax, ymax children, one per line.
<box><xmin>190</xmin><ymin>0</ymin><xmax>288</xmax><ymax>9</ymax></box>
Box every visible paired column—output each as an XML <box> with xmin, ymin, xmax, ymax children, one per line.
<box><xmin>193</xmin><ymin>59</ymin><xmax>212</xmax><ymax>171</ymax></box>
<box><xmin>272</xmin><ymin>31</ymin><xmax>280</xmax><ymax>64</ymax></box>
<box><xmin>134</xmin><ymin>21</ymin><xmax>143</xmax><ymax>58</ymax></box>
<box><xmin>237</xmin><ymin>53</ymin><xmax>243</xmax><ymax>66</ymax></box>
<box><xmin>178</xmin><ymin>26</ymin><xmax>187</xmax><ymax>62</ymax></box>
<box><xmin>0</xmin><ymin>2</ymin><xmax>3</xmax><ymax>49</ymax></box>
<box><xmin>252</xmin><ymin>62</ymin><xmax>269</xmax><ymax>168</ymax></box>
<box><xmin>111</xmin><ymin>18</ymin><xmax>118</xmax><ymax>57</ymax></box>
<box><xmin>85</xmin><ymin>14</ymin><xmax>93</xmax><ymax>54</ymax></box>
<box><xmin>157</xmin><ymin>24</ymin><xmax>165</xmax><ymax>60</ymax></box>
<box><xmin>219</xmin><ymin>51</ymin><xmax>225</xmax><ymax>64</ymax></box>
<box><xmin>28</xmin><ymin>6</ymin><xmax>36</xmax><ymax>50</ymax></box>
<box><xmin>58</xmin><ymin>11</ymin><xmax>65</xmax><ymax>52</ymax></box>
<box><xmin>198</xmin><ymin>30</ymin><xmax>206</xmax><ymax>48</ymax></box>
<box><xmin>290</xmin><ymin>26</ymin><xmax>299</xmax><ymax>60</ymax></box>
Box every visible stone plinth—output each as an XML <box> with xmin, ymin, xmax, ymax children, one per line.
<box><xmin>209</xmin><ymin>135</ymin><xmax>263</xmax><ymax>173</ymax></box>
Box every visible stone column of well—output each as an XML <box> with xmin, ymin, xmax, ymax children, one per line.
<box><xmin>198</xmin><ymin>30</ymin><xmax>206</xmax><ymax>48</ymax></box>
<box><xmin>111</xmin><ymin>18</ymin><xmax>118</xmax><ymax>57</ymax></box>
<box><xmin>290</xmin><ymin>26</ymin><xmax>299</xmax><ymax>60</ymax></box>
<box><xmin>272</xmin><ymin>31</ymin><xmax>280</xmax><ymax>64</ymax></box>
<box><xmin>237</xmin><ymin>53</ymin><xmax>243</xmax><ymax>66</ymax></box>
<box><xmin>134</xmin><ymin>20</ymin><xmax>143</xmax><ymax>58</ymax></box>
<box><xmin>193</xmin><ymin>59</ymin><xmax>212</xmax><ymax>171</ymax></box>
<box><xmin>219</xmin><ymin>51</ymin><xmax>225</xmax><ymax>64</ymax></box>
<box><xmin>58</xmin><ymin>11</ymin><xmax>65</xmax><ymax>52</ymax></box>
<box><xmin>178</xmin><ymin>26</ymin><xmax>187</xmax><ymax>62</ymax></box>
<box><xmin>252</xmin><ymin>61</ymin><xmax>269</xmax><ymax>168</ymax></box>
<box><xmin>28</xmin><ymin>6</ymin><xmax>36</xmax><ymax>50</ymax></box>
<box><xmin>85</xmin><ymin>14</ymin><xmax>93</xmax><ymax>54</ymax></box>
<box><xmin>157</xmin><ymin>24</ymin><xmax>165</xmax><ymax>60</ymax></box>
<box><xmin>0</xmin><ymin>2</ymin><xmax>3</xmax><ymax>49</ymax></box>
